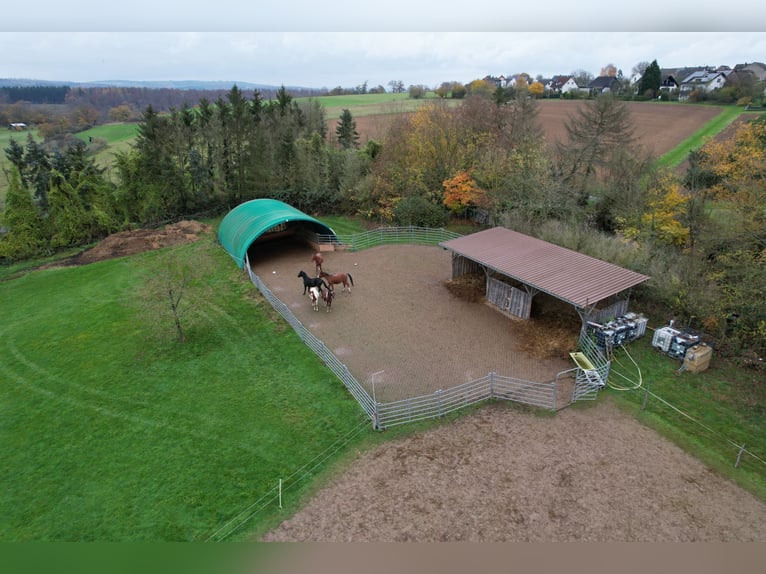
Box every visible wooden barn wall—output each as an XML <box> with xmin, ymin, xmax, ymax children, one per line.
<box><xmin>587</xmin><ymin>299</ymin><xmax>629</xmax><ymax>324</ymax></box>
<box><xmin>486</xmin><ymin>277</ymin><xmax>532</xmax><ymax>319</ymax></box>
<box><xmin>451</xmin><ymin>254</ymin><xmax>482</xmax><ymax>279</ymax></box>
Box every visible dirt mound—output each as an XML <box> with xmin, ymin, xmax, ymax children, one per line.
<box><xmin>66</xmin><ymin>220</ymin><xmax>212</xmax><ymax>266</ymax></box>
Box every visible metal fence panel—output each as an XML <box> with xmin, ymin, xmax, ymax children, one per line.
<box><xmin>375</xmin><ymin>373</ymin><xmax>558</xmax><ymax>429</ymax></box>
<box><xmin>247</xmin><ymin>260</ymin><xmax>376</xmax><ymax>419</ymax></box>
<box><xmin>311</xmin><ymin>226</ymin><xmax>461</xmax><ymax>252</ymax></box>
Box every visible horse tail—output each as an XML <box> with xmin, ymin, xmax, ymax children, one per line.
<box><xmin>347</xmin><ymin>272</ymin><xmax>354</xmax><ymax>286</ymax></box>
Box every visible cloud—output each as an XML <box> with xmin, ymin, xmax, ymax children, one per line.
<box><xmin>1</xmin><ymin>31</ymin><xmax>764</xmax><ymax>89</ymax></box>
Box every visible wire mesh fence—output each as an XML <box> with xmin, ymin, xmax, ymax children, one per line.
<box><xmin>310</xmin><ymin>225</ymin><xmax>462</xmax><ymax>251</ymax></box>
<box><xmin>247</xmin><ymin>261</ymin><xmax>376</xmax><ymax>420</ymax></box>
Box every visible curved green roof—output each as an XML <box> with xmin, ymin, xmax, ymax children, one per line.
<box><xmin>218</xmin><ymin>199</ymin><xmax>336</xmax><ymax>268</ymax></box>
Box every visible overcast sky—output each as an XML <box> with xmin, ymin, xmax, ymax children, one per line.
<box><xmin>3</xmin><ymin>2</ymin><xmax>764</xmax><ymax>90</ymax></box>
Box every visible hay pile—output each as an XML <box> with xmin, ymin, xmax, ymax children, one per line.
<box><xmin>509</xmin><ymin>296</ymin><xmax>580</xmax><ymax>360</ymax></box>
<box><xmin>444</xmin><ymin>274</ymin><xmax>579</xmax><ymax>360</ymax></box>
<box><xmin>443</xmin><ymin>273</ymin><xmax>485</xmax><ymax>303</ymax></box>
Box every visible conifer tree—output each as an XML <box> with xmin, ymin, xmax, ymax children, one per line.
<box><xmin>0</xmin><ymin>169</ymin><xmax>45</xmax><ymax>260</ymax></box>
<box><xmin>638</xmin><ymin>60</ymin><xmax>662</xmax><ymax>98</ymax></box>
<box><xmin>336</xmin><ymin>108</ymin><xmax>360</xmax><ymax>149</ymax></box>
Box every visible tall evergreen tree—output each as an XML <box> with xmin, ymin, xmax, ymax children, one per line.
<box><xmin>0</xmin><ymin>169</ymin><xmax>45</xmax><ymax>260</ymax></box>
<box><xmin>336</xmin><ymin>108</ymin><xmax>360</xmax><ymax>149</ymax></box>
<box><xmin>24</xmin><ymin>135</ymin><xmax>52</xmax><ymax>209</ymax></box>
<box><xmin>638</xmin><ymin>60</ymin><xmax>662</xmax><ymax>98</ymax></box>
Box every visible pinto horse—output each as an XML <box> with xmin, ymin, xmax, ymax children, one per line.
<box><xmin>308</xmin><ymin>286</ymin><xmax>320</xmax><ymax>311</ymax></box>
<box><xmin>298</xmin><ymin>270</ymin><xmax>328</xmax><ymax>295</ymax></box>
<box><xmin>311</xmin><ymin>252</ymin><xmax>324</xmax><ymax>274</ymax></box>
<box><xmin>320</xmin><ymin>270</ymin><xmax>354</xmax><ymax>293</ymax></box>
<box><xmin>321</xmin><ymin>285</ymin><xmax>335</xmax><ymax>312</ymax></box>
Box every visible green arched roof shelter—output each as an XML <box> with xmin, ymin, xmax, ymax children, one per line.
<box><xmin>218</xmin><ymin>198</ymin><xmax>336</xmax><ymax>268</ymax></box>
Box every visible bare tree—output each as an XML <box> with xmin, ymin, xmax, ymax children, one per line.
<box><xmin>571</xmin><ymin>69</ymin><xmax>594</xmax><ymax>88</ymax></box>
<box><xmin>556</xmin><ymin>94</ymin><xmax>637</xmax><ymax>195</ymax></box>
<box><xmin>136</xmin><ymin>244</ymin><xmax>216</xmax><ymax>343</ymax></box>
<box><xmin>632</xmin><ymin>61</ymin><xmax>651</xmax><ymax>77</ymax></box>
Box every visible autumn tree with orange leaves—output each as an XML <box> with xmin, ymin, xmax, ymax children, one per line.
<box><xmin>442</xmin><ymin>170</ymin><xmax>486</xmax><ymax>215</ymax></box>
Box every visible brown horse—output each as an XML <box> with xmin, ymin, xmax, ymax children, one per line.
<box><xmin>321</xmin><ymin>285</ymin><xmax>335</xmax><ymax>312</ymax></box>
<box><xmin>320</xmin><ymin>270</ymin><xmax>354</xmax><ymax>293</ymax></box>
<box><xmin>311</xmin><ymin>252</ymin><xmax>324</xmax><ymax>274</ymax></box>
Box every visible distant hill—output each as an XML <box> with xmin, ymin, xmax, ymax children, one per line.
<box><xmin>0</xmin><ymin>78</ymin><xmax>308</xmax><ymax>91</ymax></box>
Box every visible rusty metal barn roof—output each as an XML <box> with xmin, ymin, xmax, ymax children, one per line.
<box><xmin>440</xmin><ymin>227</ymin><xmax>650</xmax><ymax>308</ymax></box>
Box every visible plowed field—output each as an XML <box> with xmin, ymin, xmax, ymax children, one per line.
<box><xmin>331</xmin><ymin>100</ymin><xmax>723</xmax><ymax>158</ymax></box>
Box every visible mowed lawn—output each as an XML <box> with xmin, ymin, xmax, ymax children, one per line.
<box><xmin>0</xmin><ymin>237</ymin><xmax>370</xmax><ymax>541</ymax></box>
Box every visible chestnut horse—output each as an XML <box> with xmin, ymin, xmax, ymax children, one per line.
<box><xmin>311</xmin><ymin>252</ymin><xmax>324</xmax><ymax>274</ymax></box>
<box><xmin>319</xmin><ymin>270</ymin><xmax>354</xmax><ymax>293</ymax></box>
<box><xmin>321</xmin><ymin>285</ymin><xmax>335</xmax><ymax>312</ymax></box>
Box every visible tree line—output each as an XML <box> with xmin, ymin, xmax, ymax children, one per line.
<box><xmin>1</xmin><ymin>85</ymin><xmax>764</xmax><ymax>359</ymax></box>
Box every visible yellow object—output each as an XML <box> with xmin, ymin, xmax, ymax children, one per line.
<box><xmin>570</xmin><ymin>352</ymin><xmax>596</xmax><ymax>371</ymax></box>
<box><xmin>684</xmin><ymin>344</ymin><xmax>713</xmax><ymax>373</ymax></box>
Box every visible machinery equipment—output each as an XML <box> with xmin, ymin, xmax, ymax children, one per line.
<box><xmin>651</xmin><ymin>321</ymin><xmax>704</xmax><ymax>362</ymax></box>
<box><xmin>587</xmin><ymin>312</ymin><xmax>648</xmax><ymax>351</ymax></box>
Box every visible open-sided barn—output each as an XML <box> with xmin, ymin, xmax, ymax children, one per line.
<box><xmin>440</xmin><ymin>226</ymin><xmax>650</xmax><ymax>326</ymax></box>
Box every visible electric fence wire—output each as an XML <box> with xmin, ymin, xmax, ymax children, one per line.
<box><xmin>603</xmin><ymin>343</ymin><xmax>765</xmax><ymax>468</ymax></box>
<box><xmin>606</xmin><ymin>344</ymin><xmax>643</xmax><ymax>391</ymax></box>
<box><xmin>640</xmin><ymin>386</ymin><xmax>766</xmax><ymax>467</ymax></box>
<box><xmin>205</xmin><ymin>416</ymin><xmax>372</xmax><ymax>542</ymax></box>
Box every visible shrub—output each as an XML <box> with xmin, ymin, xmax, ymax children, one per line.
<box><xmin>393</xmin><ymin>195</ymin><xmax>448</xmax><ymax>227</ymax></box>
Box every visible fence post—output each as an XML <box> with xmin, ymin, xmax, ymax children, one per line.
<box><xmin>437</xmin><ymin>389</ymin><xmax>442</xmax><ymax>417</ymax></box>
<box><xmin>373</xmin><ymin>401</ymin><xmax>381</xmax><ymax>431</ymax></box>
<box><xmin>641</xmin><ymin>381</ymin><xmax>653</xmax><ymax>411</ymax></box>
<box><xmin>735</xmin><ymin>444</ymin><xmax>746</xmax><ymax>468</ymax></box>
<box><xmin>489</xmin><ymin>371</ymin><xmax>495</xmax><ymax>399</ymax></box>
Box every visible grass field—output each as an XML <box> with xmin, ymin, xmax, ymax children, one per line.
<box><xmin>655</xmin><ymin>105</ymin><xmax>746</xmax><ymax>168</ymax></box>
<box><xmin>75</xmin><ymin>122</ymin><xmax>140</xmax><ymax>173</ymax></box>
<box><xmin>298</xmin><ymin>91</ymin><xmax>452</xmax><ymax>119</ymax></box>
<box><xmin>605</xmin><ymin>334</ymin><xmax>766</xmax><ymax>501</ymax></box>
<box><xmin>0</xmin><ymin>236</ymin><xmax>377</xmax><ymax>541</ymax></box>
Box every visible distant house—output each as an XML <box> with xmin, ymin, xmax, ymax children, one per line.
<box><xmin>8</xmin><ymin>122</ymin><xmax>27</xmax><ymax>130</ymax></box>
<box><xmin>546</xmin><ymin>75</ymin><xmax>579</xmax><ymax>94</ymax></box>
<box><xmin>733</xmin><ymin>61</ymin><xmax>766</xmax><ymax>82</ymax></box>
<box><xmin>678</xmin><ymin>69</ymin><xmax>728</xmax><ymax>100</ymax></box>
<box><xmin>483</xmin><ymin>75</ymin><xmax>507</xmax><ymax>88</ymax></box>
<box><xmin>659</xmin><ymin>71</ymin><xmax>680</xmax><ymax>92</ymax></box>
<box><xmin>588</xmin><ymin>76</ymin><xmax>622</xmax><ymax>95</ymax></box>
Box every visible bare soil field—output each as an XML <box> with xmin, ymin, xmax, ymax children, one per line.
<box><xmin>331</xmin><ymin>100</ymin><xmax>723</xmax><ymax>158</ymax></box>
<box><xmin>262</xmin><ymin>399</ymin><xmax>766</xmax><ymax>542</ymax></box>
